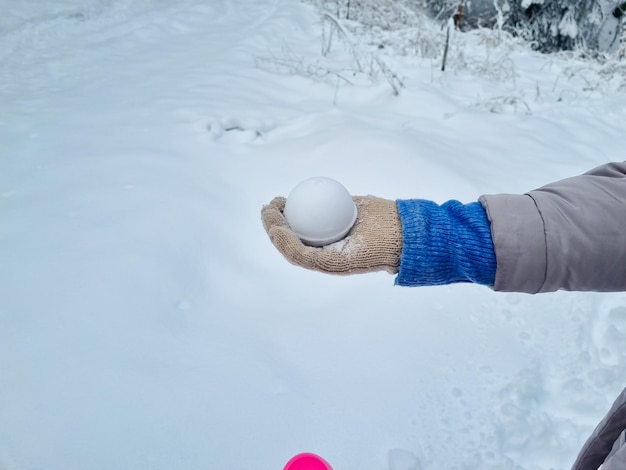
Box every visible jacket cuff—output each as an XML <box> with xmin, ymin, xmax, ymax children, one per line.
<box><xmin>479</xmin><ymin>194</ymin><xmax>546</xmax><ymax>293</ymax></box>
<box><xmin>395</xmin><ymin>199</ymin><xmax>496</xmax><ymax>287</ymax></box>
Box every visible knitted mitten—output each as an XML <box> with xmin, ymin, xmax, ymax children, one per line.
<box><xmin>261</xmin><ymin>195</ymin><xmax>402</xmax><ymax>274</ymax></box>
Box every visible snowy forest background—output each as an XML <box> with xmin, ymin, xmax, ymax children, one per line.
<box><xmin>326</xmin><ymin>0</ymin><xmax>626</xmax><ymax>53</ymax></box>
<box><xmin>2</xmin><ymin>1</ymin><xmax>626</xmax><ymax>470</ymax></box>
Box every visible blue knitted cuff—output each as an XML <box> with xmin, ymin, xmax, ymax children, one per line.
<box><xmin>395</xmin><ymin>199</ymin><xmax>496</xmax><ymax>287</ymax></box>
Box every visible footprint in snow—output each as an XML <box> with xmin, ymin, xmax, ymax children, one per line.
<box><xmin>591</xmin><ymin>297</ymin><xmax>626</xmax><ymax>367</ymax></box>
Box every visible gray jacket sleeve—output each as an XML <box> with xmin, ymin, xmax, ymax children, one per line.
<box><xmin>571</xmin><ymin>386</ymin><xmax>626</xmax><ymax>470</ymax></box>
<box><xmin>479</xmin><ymin>162</ymin><xmax>626</xmax><ymax>293</ymax></box>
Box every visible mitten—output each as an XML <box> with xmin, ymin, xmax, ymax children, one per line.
<box><xmin>261</xmin><ymin>195</ymin><xmax>402</xmax><ymax>274</ymax></box>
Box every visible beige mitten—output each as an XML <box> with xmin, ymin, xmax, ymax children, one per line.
<box><xmin>261</xmin><ymin>195</ymin><xmax>402</xmax><ymax>274</ymax></box>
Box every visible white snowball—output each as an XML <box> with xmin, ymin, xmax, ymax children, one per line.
<box><xmin>283</xmin><ymin>176</ymin><xmax>357</xmax><ymax>247</ymax></box>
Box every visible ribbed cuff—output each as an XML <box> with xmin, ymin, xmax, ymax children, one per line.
<box><xmin>394</xmin><ymin>199</ymin><xmax>496</xmax><ymax>287</ymax></box>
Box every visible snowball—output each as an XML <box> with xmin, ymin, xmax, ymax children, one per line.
<box><xmin>283</xmin><ymin>177</ymin><xmax>357</xmax><ymax>247</ymax></box>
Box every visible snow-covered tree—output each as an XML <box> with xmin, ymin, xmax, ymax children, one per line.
<box><xmin>422</xmin><ymin>0</ymin><xmax>618</xmax><ymax>53</ymax></box>
<box><xmin>504</xmin><ymin>0</ymin><xmax>604</xmax><ymax>51</ymax></box>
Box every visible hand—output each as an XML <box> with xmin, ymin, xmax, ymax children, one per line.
<box><xmin>261</xmin><ymin>195</ymin><xmax>402</xmax><ymax>275</ymax></box>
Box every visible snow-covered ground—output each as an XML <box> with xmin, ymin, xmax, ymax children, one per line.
<box><xmin>2</xmin><ymin>1</ymin><xmax>626</xmax><ymax>469</ymax></box>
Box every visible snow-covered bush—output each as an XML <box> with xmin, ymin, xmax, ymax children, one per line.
<box><xmin>316</xmin><ymin>0</ymin><xmax>427</xmax><ymax>29</ymax></box>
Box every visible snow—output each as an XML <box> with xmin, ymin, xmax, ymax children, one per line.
<box><xmin>559</xmin><ymin>12</ymin><xmax>579</xmax><ymax>40</ymax></box>
<box><xmin>1</xmin><ymin>1</ymin><xmax>626</xmax><ymax>469</ymax></box>
<box><xmin>521</xmin><ymin>0</ymin><xmax>544</xmax><ymax>8</ymax></box>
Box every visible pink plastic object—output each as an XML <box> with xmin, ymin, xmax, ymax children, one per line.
<box><xmin>283</xmin><ymin>453</ymin><xmax>333</xmax><ymax>470</ymax></box>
